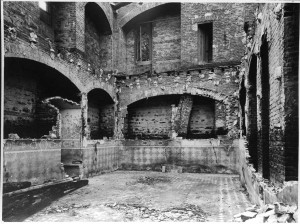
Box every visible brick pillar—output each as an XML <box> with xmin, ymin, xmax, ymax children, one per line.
<box><xmin>175</xmin><ymin>94</ymin><xmax>194</xmax><ymax>138</ymax></box>
<box><xmin>81</xmin><ymin>92</ymin><xmax>89</xmax><ymax>142</ymax></box>
<box><xmin>114</xmin><ymin>107</ymin><xmax>127</xmax><ymax>139</ymax></box>
<box><xmin>170</xmin><ymin>104</ymin><xmax>178</xmax><ymax>138</ymax></box>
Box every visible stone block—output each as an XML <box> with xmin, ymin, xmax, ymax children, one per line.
<box><xmin>241</xmin><ymin>211</ymin><xmax>258</xmax><ymax>221</ymax></box>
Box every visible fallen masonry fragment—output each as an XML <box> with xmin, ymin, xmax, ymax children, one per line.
<box><xmin>232</xmin><ymin>203</ymin><xmax>298</xmax><ymax>223</ymax></box>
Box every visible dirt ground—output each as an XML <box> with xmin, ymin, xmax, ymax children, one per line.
<box><xmin>23</xmin><ymin>171</ymin><xmax>253</xmax><ymax>222</ymax></box>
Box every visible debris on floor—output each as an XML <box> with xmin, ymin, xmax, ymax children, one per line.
<box><xmin>134</xmin><ymin>176</ymin><xmax>172</xmax><ymax>185</ymax></box>
<box><xmin>105</xmin><ymin>202</ymin><xmax>207</xmax><ymax>222</ymax></box>
<box><xmin>232</xmin><ymin>203</ymin><xmax>298</xmax><ymax>223</ymax></box>
<box><xmin>42</xmin><ymin>203</ymin><xmax>91</xmax><ymax>215</ymax></box>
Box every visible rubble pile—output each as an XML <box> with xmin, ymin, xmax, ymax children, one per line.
<box><xmin>105</xmin><ymin>203</ymin><xmax>207</xmax><ymax>221</ymax></box>
<box><xmin>232</xmin><ymin>203</ymin><xmax>298</xmax><ymax>223</ymax></box>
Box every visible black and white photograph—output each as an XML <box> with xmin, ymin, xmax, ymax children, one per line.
<box><xmin>1</xmin><ymin>1</ymin><xmax>299</xmax><ymax>222</ymax></box>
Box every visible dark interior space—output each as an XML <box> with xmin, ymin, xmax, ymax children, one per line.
<box><xmin>187</xmin><ymin>96</ymin><xmax>215</xmax><ymax>139</ymax></box>
<box><xmin>248</xmin><ymin>55</ymin><xmax>258</xmax><ymax>170</ymax></box>
<box><xmin>260</xmin><ymin>36</ymin><xmax>270</xmax><ymax>180</ymax></box>
<box><xmin>4</xmin><ymin>58</ymin><xmax>80</xmax><ymax>139</ymax></box>
<box><xmin>87</xmin><ymin>89</ymin><xmax>115</xmax><ymax>139</ymax></box>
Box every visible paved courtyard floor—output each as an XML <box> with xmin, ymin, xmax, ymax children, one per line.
<box><xmin>24</xmin><ymin>171</ymin><xmax>252</xmax><ymax>222</ymax></box>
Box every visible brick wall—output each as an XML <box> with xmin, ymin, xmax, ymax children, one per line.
<box><xmin>85</xmin><ymin>12</ymin><xmax>112</xmax><ymax>70</ymax></box>
<box><xmin>88</xmin><ymin>105</ymin><xmax>100</xmax><ymax>139</ymax></box>
<box><xmin>181</xmin><ymin>3</ymin><xmax>245</xmax><ymax>67</ymax></box>
<box><xmin>283</xmin><ymin>3</ymin><xmax>299</xmax><ymax>181</ymax></box>
<box><xmin>124</xmin><ymin>94</ymin><xmax>227</xmax><ymax>140</ymax></box>
<box><xmin>3</xmin><ymin>1</ymin><xmax>55</xmax><ymax>53</ymax></box>
<box><xmin>188</xmin><ymin>98</ymin><xmax>215</xmax><ymax>138</ymax></box>
<box><xmin>152</xmin><ymin>16</ymin><xmax>181</xmax><ymax>72</ymax></box>
<box><xmin>4</xmin><ymin>62</ymin><xmax>57</xmax><ymax>138</ymax></box>
<box><xmin>241</xmin><ymin>3</ymin><xmax>299</xmax><ymax>186</ymax></box>
<box><xmin>99</xmin><ymin>105</ymin><xmax>115</xmax><ymax>139</ymax></box>
<box><xmin>125</xmin><ymin>15</ymin><xmax>181</xmax><ymax>75</ymax></box>
<box><xmin>126</xmin><ymin>96</ymin><xmax>176</xmax><ymax>139</ymax></box>
<box><xmin>53</xmin><ymin>2</ymin><xmax>77</xmax><ymax>51</ymax></box>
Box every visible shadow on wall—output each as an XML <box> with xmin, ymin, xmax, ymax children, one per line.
<box><xmin>4</xmin><ymin>58</ymin><xmax>80</xmax><ymax>139</ymax></box>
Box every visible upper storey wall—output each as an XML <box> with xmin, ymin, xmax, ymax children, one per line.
<box><xmin>181</xmin><ymin>3</ymin><xmax>246</xmax><ymax>67</ymax></box>
<box><xmin>115</xmin><ymin>3</ymin><xmax>253</xmax><ymax>75</ymax></box>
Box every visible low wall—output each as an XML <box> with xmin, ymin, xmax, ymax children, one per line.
<box><xmin>82</xmin><ymin>140</ymin><xmax>120</xmax><ymax>177</ymax></box>
<box><xmin>236</xmin><ymin>139</ymin><xmax>298</xmax><ymax>206</ymax></box>
<box><xmin>119</xmin><ymin>138</ymin><xmax>238</xmax><ymax>174</ymax></box>
<box><xmin>3</xmin><ymin>139</ymin><xmax>63</xmax><ymax>185</ymax></box>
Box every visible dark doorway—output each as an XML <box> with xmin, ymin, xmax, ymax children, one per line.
<box><xmin>260</xmin><ymin>37</ymin><xmax>270</xmax><ymax>179</ymax></box>
<box><xmin>248</xmin><ymin>55</ymin><xmax>258</xmax><ymax>170</ymax></box>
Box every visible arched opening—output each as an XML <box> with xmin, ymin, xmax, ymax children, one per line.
<box><xmin>125</xmin><ymin>94</ymin><xmax>222</xmax><ymax>140</ymax></box>
<box><xmin>4</xmin><ymin>58</ymin><xmax>80</xmax><ymax>139</ymax></box>
<box><xmin>260</xmin><ymin>36</ymin><xmax>270</xmax><ymax>179</ymax></box>
<box><xmin>85</xmin><ymin>2</ymin><xmax>112</xmax><ymax>69</ymax></box>
<box><xmin>87</xmin><ymin>89</ymin><xmax>114</xmax><ymax>139</ymax></box>
<box><xmin>247</xmin><ymin>55</ymin><xmax>258</xmax><ymax>170</ymax></box>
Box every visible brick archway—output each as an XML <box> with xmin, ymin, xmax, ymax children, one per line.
<box><xmin>118</xmin><ymin>3</ymin><xmax>176</xmax><ymax>28</ymax></box>
<box><xmin>124</xmin><ymin>87</ymin><xmax>228</xmax><ymax>108</ymax></box>
<box><xmin>82</xmin><ymin>2</ymin><xmax>113</xmax><ymax>34</ymax></box>
<box><xmin>5</xmin><ymin>41</ymin><xmax>116</xmax><ymax>99</ymax></box>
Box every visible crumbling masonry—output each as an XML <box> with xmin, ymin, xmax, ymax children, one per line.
<box><xmin>2</xmin><ymin>1</ymin><xmax>299</xmax><ymax>211</ymax></box>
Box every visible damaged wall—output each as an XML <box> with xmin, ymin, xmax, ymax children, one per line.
<box><xmin>119</xmin><ymin>139</ymin><xmax>237</xmax><ymax>174</ymax></box>
<box><xmin>116</xmin><ymin>65</ymin><xmax>240</xmax><ymax>140</ymax></box>
<box><xmin>181</xmin><ymin>3</ymin><xmax>246</xmax><ymax>67</ymax></box>
<box><xmin>241</xmin><ymin>3</ymin><xmax>299</xmax><ymax>186</ymax></box>
<box><xmin>125</xmin><ymin>14</ymin><xmax>181</xmax><ymax>75</ymax></box>
<box><xmin>82</xmin><ymin>140</ymin><xmax>120</xmax><ymax>177</ymax></box>
<box><xmin>3</xmin><ymin>139</ymin><xmax>63</xmax><ymax>185</ymax></box>
<box><xmin>85</xmin><ymin>5</ymin><xmax>112</xmax><ymax>70</ymax></box>
<box><xmin>4</xmin><ymin>60</ymin><xmax>58</xmax><ymax>138</ymax></box>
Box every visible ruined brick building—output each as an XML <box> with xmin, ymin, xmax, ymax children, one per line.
<box><xmin>2</xmin><ymin>1</ymin><xmax>299</xmax><ymax>214</ymax></box>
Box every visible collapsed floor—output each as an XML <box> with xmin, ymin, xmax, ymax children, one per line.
<box><xmin>19</xmin><ymin>171</ymin><xmax>252</xmax><ymax>222</ymax></box>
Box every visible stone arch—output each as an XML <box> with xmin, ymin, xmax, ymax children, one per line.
<box><xmin>124</xmin><ymin>87</ymin><xmax>228</xmax><ymax>108</ymax></box>
<box><xmin>84</xmin><ymin>84</ymin><xmax>116</xmax><ymax>101</ymax></box>
<box><xmin>5</xmin><ymin>42</ymin><xmax>116</xmax><ymax>97</ymax></box>
<box><xmin>5</xmin><ymin>44</ymin><xmax>84</xmax><ymax>92</ymax></box>
<box><xmin>119</xmin><ymin>2</ymin><xmax>180</xmax><ymax>28</ymax></box>
<box><xmin>83</xmin><ymin>2</ymin><xmax>113</xmax><ymax>35</ymax></box>
<box><xmin>4</xmin><ymin>56</ymin><xmax>82</xmax><ymax>139</ymax></box>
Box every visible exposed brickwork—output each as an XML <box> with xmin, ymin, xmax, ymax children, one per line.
<box><xmin>53</xmin><ymin>3</ymin><xmax>77</xmax><ymax>51</ymax></box>
<box><xmin>99</xmin><ymin>105</ymin><xmax>115</xmax><ymax>138</ymax></box>
<box><xmin>181</xmin><ymin>3</ymin><xmax>245</xmax><ymax>67</ymax></box>
<box><xmin>241</xmin><ymin>3</ymin><xmax>299</xmax><ymax>186</ymax></box>
<box><xmin>3</xmin><ymin>2</ymin><xmax>298</xmax><ymax>193</ymax></box>
<box><xmin>188</xmin><ymin>98</ymin><xmax>215</xmax><ymax>138</ymax></box>
<box><xmin>282</xmin><ymin>3</ymin><xmax>299</xmax><ymax>181</ymax></box>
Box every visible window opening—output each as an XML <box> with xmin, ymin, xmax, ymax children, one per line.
<box><xmin>136</xmin><ymin>22</ymin><xmax>152</xmax><ymax>62</ymax></box>
<box><xmin>198</xmin><ymin>23</ymin><xmax>213</xmax><ymax>63</ymax></box>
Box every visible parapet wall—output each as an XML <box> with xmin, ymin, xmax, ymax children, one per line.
<box><xmin>3</xmin><ymin>139</ymin><xmax>63</xmax><ymax>185</ymax></box>
<box><xmin>118</xmin><ymin>138</ymin><xmax>238</xmax><ymax>174</ymax></box>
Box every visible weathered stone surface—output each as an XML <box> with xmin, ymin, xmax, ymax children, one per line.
<box><xmin>241</xmin><ymin>211</ymin><xmax>258</xmax><ymax>221</ymax></box>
